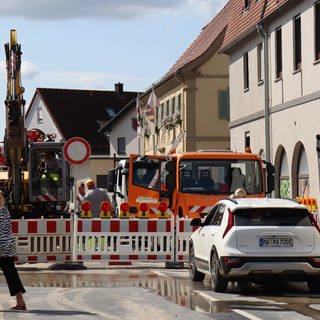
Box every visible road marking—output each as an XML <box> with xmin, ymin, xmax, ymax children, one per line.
<box><xmin>233</xmin><ymin>309</ymin><xmax>264</xmax><ymax>320</ymax></box>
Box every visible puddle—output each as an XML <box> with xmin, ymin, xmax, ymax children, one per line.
<box><xmin>0</xmin><ymin>271</ymin><xmax>318</xmax><ymax>318</ymax></box>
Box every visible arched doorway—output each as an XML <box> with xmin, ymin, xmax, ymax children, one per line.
<box><xmin>292</xmin><ymin>142</ymin><xmax>309</xmax><ymax>198</ymax></box>
<box><xmin>274</xmin><ymin>145</ymin><xmax>290</xmax><ymax>198</ymax></box>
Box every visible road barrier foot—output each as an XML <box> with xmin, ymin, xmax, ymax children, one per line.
<box><xmin>49</xmin><ymin>262</ymin><xmax>87</xmax><ymax>270</ymax></box>
<box><xmin>165</xmin><ymin>262</ymin><xmax>184</xmax><ymax>269</ymax></box>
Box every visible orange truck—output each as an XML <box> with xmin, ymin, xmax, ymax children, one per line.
<box><xmin>107</xmin><ymin>150</ymin><xmax>275</xmax><ymax>219</ymax></box>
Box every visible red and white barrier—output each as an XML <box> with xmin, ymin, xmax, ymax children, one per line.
<box><xmin>175</xmin><ymin>218</ymin><xmax>198</xmax><ymax>262</ymax></box>
<box><xmin>12</xmin><ymin>216</ymin><xmax>195</xmax><ymax>265</ymax></box>
<box><xmin>75</xmin><ymin>216</ymin><xmax>175</xmax><ymax>262</ymax></box>
<box><xmin>12</xmin><ymin>218</ymin><xmax>72</xmax><ymax>263</ymax></box>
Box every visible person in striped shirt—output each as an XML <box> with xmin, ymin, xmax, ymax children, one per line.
<box><xmin>0</xmin><ymin>193</ymin><xmax>26</xmax><ymax>310</ymax></box>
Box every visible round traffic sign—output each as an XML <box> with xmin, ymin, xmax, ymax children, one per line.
<box><xmin>64</xmin><ymin>137</ymin><xmax>91</xmax><ymax>165</ymax></box>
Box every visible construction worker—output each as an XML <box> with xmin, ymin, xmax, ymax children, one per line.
<box><xmin>40</xmin><ymin>151</ymin><xmax>61</xmax><ymax>195</ymax></box>
<box><xmin>84</xmin><ymin>179</ymin><xmax>109</xmax><ymax>218</ymax></box>
<box><xmin>230</xmin><ymin>188</ymin><xmax>247</xmax><ymax>198</ymax></box>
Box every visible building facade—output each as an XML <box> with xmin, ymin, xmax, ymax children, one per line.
<box><xmin>222</xmin><ymin>0</ymin><xmax>320</xmax><ymax>200</ymax></box>
<box><xmin>141</xmin><ymin>2</ymin><xmax>232</xmax><ymax>155</ymax></box>
<box><xmin>26</xmin><ymin>86</ymin><xmax>138</xmax><ymax>188</ymax></box>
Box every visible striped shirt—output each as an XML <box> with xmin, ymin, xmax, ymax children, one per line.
<box><xmin>0</xmin><ymin>206</ymin><xmax>16</xmax><ymax>257</ymax></box>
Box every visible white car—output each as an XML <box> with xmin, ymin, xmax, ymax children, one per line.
<box><xmin>189</xmin><ymin>197</ymin><xmax>320</xmax><ymax>293</ymax></box>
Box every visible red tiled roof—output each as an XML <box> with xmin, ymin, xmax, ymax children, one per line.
<box><xmin>26</xmin><ymin>88</ymin><xmax>138</xmax><ymax>155</ymax></box>
<box><xmin>222</xmin><ymin>0</ymin><xmax>289</xmax><ymax>51</ymax></box>
<box><xmin>165</xmin><ymin>0</ymin><xmax>233</xmax><ymax>77</ymax></box>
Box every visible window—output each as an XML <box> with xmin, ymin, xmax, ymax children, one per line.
<box><xmin>106</xmin><ymin>107</ymin><xmax>116</xmax><ymax>118</ymax></box>
<box><xmin>211</xmin><ymin>206</ymin><xmax>225</xmax><ymax>225</ymax></box>
<box><xmin>132</xmin><ymin>157</ymin><xmax>161</xmax><ymax>190</ymax></box>
<box><xmin>172</xmin><ymin>97</ymin><xmax>176</xmax><ymax>115</ymax></box>
<box><xmin>37</xmin><ymin>107</ymin><xmax>43</xmax><ymax>123</ymax></box>
<box><xmin>243</xmin><ymin>0</ymin><xmax>250</xmax><ymax>11</ymax></box>
<box><xmin>234</xmin><ymin>208</ymin><xmax>311</xmax><ymax>226</ymax></box>
<box><xmin>97</xmin><ymin>175</ymin><xmax>108</xmax><ymax>188</ymax></box>
<box><xmin>158</xmin><ymin>103</ymin><xmax>163</xmax><ymax>126</ymax></box>
<box><xmin>218</xmin><ymin>89</ymin><xmax>230</xmax><ymax>120</ymax></box>
<box><xmin>275</xmin><ymin>27</ymin><xmax>282</xmax><ymax>79</ymax></box>
<box><xmin>166</xmin><ymin>100</ymin><xmax>170</xmax><ymax>117</ymax></box>
<box><xmin>293</xmin><ymin>14</ymin><xmax>301</xmax><ymax>71</ymax></box>
<box><xmin>243</xmin><ymin>52</ymin><xmax>249</xmax><ymax>90</ymax></box>
<box><xmin>117</xmin><ymin>137</ymin><xmax>126</xmax><ymax>155</ymax></box>
<box><xmin>257</xmin><ymin>42</ymin><xmax>263</xmax><ymax>82</ymax></box>
<box><xmin>179</xmin><ymin>159</ymin><xmax>263</xmax><ymax>195</ymax></box>
<box><xmin>245</xmin><ymin>131</ymin><xmax>250</xmax><ymax>149</ymax></box>
<box><xmin>177</xmin><ymin>94</ymin><xmax>181</xmax><ymax>112</ymax></box>
<box><xmin>315</xmin><ymin>1</ymin><xmax>320</xmax><ymax>60</ymax></box>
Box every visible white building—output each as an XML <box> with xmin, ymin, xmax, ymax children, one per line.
<box><xmin>222</xmin><ymin>0</ymin><xmax>320</xmax><ymax>200</ymax></box>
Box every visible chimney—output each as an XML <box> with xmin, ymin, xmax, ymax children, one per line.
<box><xmin>114</xmin><ymin>82</ymin><xmax>124</xmax><ymax>96</ymax></box>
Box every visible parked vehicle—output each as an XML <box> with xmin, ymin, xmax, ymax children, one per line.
<box><xmin>107</xmin><ymin>150</ymin><xmax>274</xmax><ymax>218</ymax></box>
<box><xmin>189</xmin><ymin>197</ymin><xmax>320</xmax><ymax>293</ymax></box>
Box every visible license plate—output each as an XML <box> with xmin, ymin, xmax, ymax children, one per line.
<box><xmin>259</xmin><ymin>237</ymin><xmax>293</xmax><ymax>247</ymax></box>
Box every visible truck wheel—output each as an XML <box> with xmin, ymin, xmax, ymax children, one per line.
<box><xmin>210</xmin><ymin>252</ymin><xmax>228</xmax><ymax>292</ymax></box>
<box><xmin>189</xmin><ymin>245</ymin><xmax>205</xmax><ymax>281</ymax></box>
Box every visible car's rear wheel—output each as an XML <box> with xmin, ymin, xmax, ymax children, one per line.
<box><xmin>210</xmin><ymin>252</ymin><xmax>228</xmax><ymax>292</ymax></box>
<box><xmin>189</xmin><ymin>245</ymin><xmax>205</xmax><ymax>281</ymax></box>
<box><xmin>307</xmin><ymin>277</ymin><xmax>320</xmax><ymax>293</ymax></box>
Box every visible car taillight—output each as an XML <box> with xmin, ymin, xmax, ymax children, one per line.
<box><xmin>308</xmin><ymin>257</ymin><xmax>320</xmax><ymax>267</ymax></box>
<box><xmin>223</xmin><ymin>257</ymin><xmax>243</xmax><ymax>267</ymax></box>
<box><xmin>223</xmin><ymin>208</ymin><xmax>234</xmax><ymax>238</ymax></box>
<box><xmin>308</xmin><ymin>212</ymin><xmax>320</xmax><ymax>234</ymax></box>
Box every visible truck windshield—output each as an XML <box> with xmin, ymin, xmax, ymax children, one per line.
<box><xmin>30</xmin><ymin>148</ymin><xmax>63</xmax><ymax>197</ymax></box>
<box><xmin>179</xmin><ymin>159</ymin><xmax>262</xmax><ymax>195</ymax></box>
<box><xmin>132</xmin><ymin>158</ymin><xmax>161</xmax><ymax>190</ymax></box>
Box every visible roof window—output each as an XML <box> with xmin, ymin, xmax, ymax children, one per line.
<box><xmin>243</xmin><ymin>0</ymin><xmax>250</xmax><ymax>12</ymax></box>
<box><xmin>106</xmin><ymin>107</ymin><xmax>116</xmax><ymax>118</ymax></box>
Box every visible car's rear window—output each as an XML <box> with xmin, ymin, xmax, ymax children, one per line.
<box><xmin>234</xmin><ymin>208</ymin><xmax>312</xmax><ymax>226</ymax></box>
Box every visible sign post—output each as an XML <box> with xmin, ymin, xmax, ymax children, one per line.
<box><xmin>63</xmin><ymin>137</ymin><xmax>91</xmax><ymax>267</ymax></box>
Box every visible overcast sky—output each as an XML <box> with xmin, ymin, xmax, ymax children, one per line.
<box><xmin>0</xmin><ymin>0</ymin><xmax>228</xmax><ymax>138</ymax></box>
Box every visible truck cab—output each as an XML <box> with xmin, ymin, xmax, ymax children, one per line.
<box><xmin>28</xmin><ymin>142</ymin><xmax>70</xmax><ymax>217</ymax></box>
<box><xmin>108</xmin><ymin>151</ymin><xmax>275</xmax><ymax>219</ymax></box>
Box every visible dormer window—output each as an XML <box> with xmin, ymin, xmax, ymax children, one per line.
<box><xmin>106</xmin><ymin>107</ymin><xmax>116</xmax><ymax>118</ymax></box>
<box><xmin>243</xmin><ymin>0</ymin><xmax>250</xmax><ymax>12</ymax></box>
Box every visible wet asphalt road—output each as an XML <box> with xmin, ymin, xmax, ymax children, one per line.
<box><xmin>0</xmin><ymin>262</ymin><xmax>318</xmax><ymax>319</ymax></box>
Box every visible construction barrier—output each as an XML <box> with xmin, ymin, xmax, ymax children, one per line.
<box><xmin>13</xmin><ymin>205</ymin><xmax>320</xmax><ymax>266</ymax></box>
<box><xmin>75</xmin><ymin>216</ymin><xmax>175</xmax><ymax>262</ymax></box>
<box><xmin>12</xmin><ymin>215</ymin><xmax>193</xmax><ymax>265</ymax></box>
<box><xmin>12</xmin><ymin>217</ymin><xmax>72</xmax><ymax>263</ymax></box>
<box><xmin>175</xmin><ymin>218</ymin><xmax>198</xmax><ymax>262</ymax></box>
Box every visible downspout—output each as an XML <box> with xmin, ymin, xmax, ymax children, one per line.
<box><xmin>174</xmin><ymin>70</ymin><xmax>186</xmax><ymax>151</ymax></box>
<box><xmin>256</xmin><ymin>0</ymin><xmax>270</xmax><ymax>163</ymax></box>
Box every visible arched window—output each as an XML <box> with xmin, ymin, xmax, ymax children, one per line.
<box><xmin>279</xmin><ymin>151</ymin><xmax>290</xmax><ymax>198</ymax></box>
<box><xmin>297</xmin><ymin>147</ymin><xmax>309</xmax><ymax>197</ymax></box>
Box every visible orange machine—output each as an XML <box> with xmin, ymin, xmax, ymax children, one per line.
<box><xmin>108</xmin><ymin>150</ymin><xmax>275</xmax><ymax>219</ymax></box>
